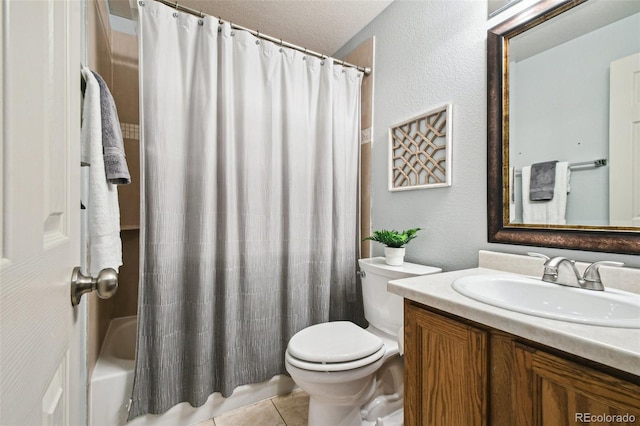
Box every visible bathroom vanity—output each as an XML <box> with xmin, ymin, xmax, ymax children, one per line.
<box><xmin>390</xmin><ymin>251</ymin><xmax>640</xmax><ymax>426</ymax></box>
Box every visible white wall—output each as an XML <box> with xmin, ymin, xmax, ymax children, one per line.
<box><xmin>335</xmin><ymin>0</ymin><xmax>640</xmax><ymax>270</ymax></box>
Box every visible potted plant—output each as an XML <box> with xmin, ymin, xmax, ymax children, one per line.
<box><xmin>364</xmin><ymin>228</ymin><xmax>422</xmax><ymax>266</ymax></box>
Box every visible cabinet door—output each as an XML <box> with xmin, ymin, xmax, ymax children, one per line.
<box><xmin>405</xmin><ymin>301</ymin><xmax>488</xmax><ymax>426</ymax></box>
<box><xmin>516</xmin><ymin>345</ymin><xmax>640</xmax><ymax>426</ymax></box>
<box><xmin>490</xmin><ymin>334</ymin><xmax>535</xmax><ymax>426</ymax></box>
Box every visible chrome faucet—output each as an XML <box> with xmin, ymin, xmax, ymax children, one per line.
<box><xmin>528</xmin><ymin>253</ymin><xmax>624</xmax><ymax>291</ymax></box>
<box><xmin>534</xmin><ymin>254</ymin><xmax>583</xmax><ymax>288</ymax></box>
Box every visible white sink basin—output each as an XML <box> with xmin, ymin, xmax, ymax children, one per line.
<box><xmin>451</xmin><ymin>275</ymin><xmax>640</xmax><ymax>328</ymax></box>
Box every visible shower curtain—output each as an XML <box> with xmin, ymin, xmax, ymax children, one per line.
<box><xmin>129</xmin><ymin>0</ymin><xmax>363</xmax><ymax>418</ymax></box>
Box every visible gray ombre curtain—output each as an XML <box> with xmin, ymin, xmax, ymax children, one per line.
<box><xmin>129</xmin><ymin>0</ymin><xmax>363</xmax><ymax>419</ymax></box>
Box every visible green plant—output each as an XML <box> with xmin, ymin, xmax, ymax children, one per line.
<box><xmin>363</xmin><ymin>228</ymin><xmax>422</xmax><ymax>248</ymax></box>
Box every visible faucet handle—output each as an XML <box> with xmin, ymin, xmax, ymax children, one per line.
<box><xmin>583</xmin><ymin>261</ymin><xmax>624</xmax><ymax>282</ymax></box>
<box><xmin>581</xmin><ymin>261</ymin><xmax>624</xmax><ymax>290</ymax></box>
<box><xmin>527</xmin><ymin>252</ymin><xmax>550</xmax><ymax>261</ymax></box>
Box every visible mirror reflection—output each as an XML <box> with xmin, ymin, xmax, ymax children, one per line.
<box><xmin>506</xmin><ymin>0</ymin><xmax>640</xmax><ymax>227</ymax></box>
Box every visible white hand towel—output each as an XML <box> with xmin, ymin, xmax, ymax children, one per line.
<box><xmin>522</xmin><ymin>161</ymin><xmax>571</xmax><ymax>225</ymax></box>
<box><xmin>81</xmin><ymin>67</ymin><xmax>123</xmax><ymax>275</ymax></box>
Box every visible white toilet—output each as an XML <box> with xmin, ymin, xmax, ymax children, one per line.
<box><xmin>285</xmin><ymin>257</ymin><xmax>441</xmax><ymax>426</ymax></box>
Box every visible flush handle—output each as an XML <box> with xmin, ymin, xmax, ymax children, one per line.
<box><xmin>70</xmin><ymin>267</ymin><xmax>118</xmax><ymax>306</ymax></box>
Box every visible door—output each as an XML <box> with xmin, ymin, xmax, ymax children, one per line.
<box><xmin>0</xmin><ymin>0</ymin><xmax>84</xmax><ymax>425</ymax></box>
<box><xmin>609</xmin><ymin>52</ymin><xmax>640</xmax><ymax>227</ymax></box>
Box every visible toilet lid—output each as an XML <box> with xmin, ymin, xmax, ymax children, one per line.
<box><xmin>286</xmin><ymin>345</ymin><xmax>385</xmax><ymax>372</ymax></box>
<box><xmin>287</xmin><ymin>321</ymin><xmax>384</xmax><ymax>363</ymax></box>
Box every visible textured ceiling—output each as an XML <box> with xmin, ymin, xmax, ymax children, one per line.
<box><xmin>111</xmin><ymin>0</ymin><xmax>394</xmax><ymax>56</ymax></box>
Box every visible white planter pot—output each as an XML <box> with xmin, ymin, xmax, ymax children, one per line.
<box><xmin>384</xmin><ymin>247</ymin><xmax>405</xmax><ymax>266</ymax></box>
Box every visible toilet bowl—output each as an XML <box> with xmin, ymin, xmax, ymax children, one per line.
<box><xmin>285</xmin><ymin>257</ymin><xmax>441</xmax><ymax>426</ymax></box>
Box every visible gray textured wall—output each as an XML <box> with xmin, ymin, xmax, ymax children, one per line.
<box><xmin>335</xmin><ymin>0</ymin><xmax>640</xmax><ymax>270</ymax></box>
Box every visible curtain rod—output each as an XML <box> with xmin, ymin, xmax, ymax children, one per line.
<box><xmin>150</xmin><ymin>0</ymin><xmax>372</xmax><ymax>76</ymax></box>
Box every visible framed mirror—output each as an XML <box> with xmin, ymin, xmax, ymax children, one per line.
<box><xmin>487</xmin><ymin>0</ymin><xmax>640</xmax><ymax>254</ymax></box>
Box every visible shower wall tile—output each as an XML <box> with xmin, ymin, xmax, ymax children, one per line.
<box><xmin>118</xmin><ymin>137</ymin><xmax>140</xmax><ymax>228</ymax></box>
<box><xmin>87</xmin><ymin>0</ymin><xmax>115</xmax><ymax>378</ymax></box>
<box><xmin>109</xmin><ymin>29</ymin><xmax>142</xmax><ymax>325</ymax></box>
<box><xmin>342</xmin><ymin>38</ymin><xmax>374</xmax><ymax>258</ymax></box>
<box><xmin>344</xmin><ymin>37</ymin><xmax>374</xmax><ymax>130</ymax></box>
<box><xmin>87</xmin><ymin>1</ymin><xmax>142</xmax><ymax>377</ymax></box>
<box><xmin>87</xmin><ymin>0</ymin><xmax>112</xmax><ymax>86</ymax></box>
<box><xmin>107</xmin><ymin>229</ymin><xmax>139</xmax><ymax>319</ymax></box>
<box><xmin>361</xmin><ymin>140</ymin><xmax>372</xmax><ymax>258</ymax></box>
<box><xmin>120</xmin><ymin>123</ymin><xmax>139</xmax><ymax>140</ymax></box>
<box><xmin>112</xmin><ymin>31</ymin><xmax>139</xmax><ymax>125</ymax></box>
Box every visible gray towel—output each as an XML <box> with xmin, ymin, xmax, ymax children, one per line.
<box><xmin>91</xmin><ymin>71</ymin><xmax>131</xmax><ymax>185</ymax></box>
<box><xmin>529</xmin><ymin>160</ymin><xmax>558</xmax><ymax>201</ymax></box>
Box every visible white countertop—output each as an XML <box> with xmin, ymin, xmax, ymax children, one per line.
<box><xmin>389</xmin><ymin>266</ymin><xmax>640</xmax><ymax>376</ymax></box>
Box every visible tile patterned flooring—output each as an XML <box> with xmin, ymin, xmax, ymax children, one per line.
<box><xmin>195</xmin><ymin>390</ymin><xmax>309</xmax><ymax>426</ymax></box>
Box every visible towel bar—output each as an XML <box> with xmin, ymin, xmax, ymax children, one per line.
<box><xmin>514</xmin><ymin>158</ymin><xmax>607</xmax><ymax>177</ymax></box>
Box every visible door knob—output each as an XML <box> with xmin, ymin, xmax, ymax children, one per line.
<box><xmin>70</xmin><ymin>267</ymin><xmax>118</xmax><ymax>306</ymax></box>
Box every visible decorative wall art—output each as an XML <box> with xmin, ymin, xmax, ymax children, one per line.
<box><xmin>388</xmin><ymin>104</ymin><xmax>452</xmax><ymax>191</ymax></box>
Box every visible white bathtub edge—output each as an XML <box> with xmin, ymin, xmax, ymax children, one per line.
<box><xmin>91</xmin><ymin>316</ymin><xmax>297</xmax><ymax>426</ymax></box>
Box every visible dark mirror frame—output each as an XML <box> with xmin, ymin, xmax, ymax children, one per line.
<box><xmin>487</xmin><ymin>0</ymin><xmax>640</xmax><ymax>254</ymax></box>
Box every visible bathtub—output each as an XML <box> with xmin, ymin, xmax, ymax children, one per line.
<box><xmin>90</xmin><ymin>316</ymin><xmax>296</xmax><ymax>426</ymax></box>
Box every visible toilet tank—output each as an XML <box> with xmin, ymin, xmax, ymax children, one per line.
<box><xmin>358</xmin><ymin>257</ymin><xmax>441</xmax><ymax>337</ymax></box>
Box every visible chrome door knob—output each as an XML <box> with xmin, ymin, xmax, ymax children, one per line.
<box><xmin>70</xmin><ymin>267</ymin><xmax>118</xmax><ymax>306</ymax></box>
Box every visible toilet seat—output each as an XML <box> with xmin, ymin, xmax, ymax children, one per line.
<box><xmin>286</xmin><ymin>345</ymin><xmax>385</xmax><ymax>372</ymax></box>
<box><xmin>286</xmin><ymin>321</ymin><xmax>385</xmax><ymax>372</ymax></box>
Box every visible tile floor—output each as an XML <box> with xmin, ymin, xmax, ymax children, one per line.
<box><xmin>195</xmin><ymin>389</ymin><xmax>309</xmax><ymax>426</ymax></box>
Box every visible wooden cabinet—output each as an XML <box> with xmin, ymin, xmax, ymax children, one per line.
<box><xmin>404</xmin><ymin>301</ymin><xmax>488</xmax><ymax>425</ymax></box>
<box><xmin>404</xmin><ymin>300</ymin><xmax>640</xmax><ymax>426</ymax></box>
